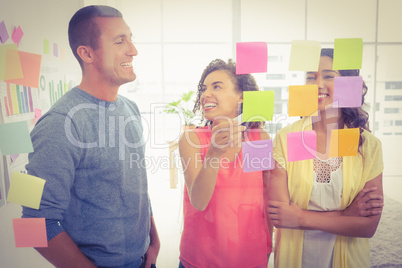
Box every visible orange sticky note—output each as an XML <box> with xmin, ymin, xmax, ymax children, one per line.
<box><xmin>5</xmin><ymin>51</ymin><xmax>42</xmax><ymax>88</ymax></box>
<box><xmin>329</xmin><ymin>128</ymin><xmax>360</xmax><ymax>157</ymax></box>
<box><xmin>288</xmin><ymin>85</ymin><xmax>318</xmax><ymax>117</ymax></box>
<box><xmin>13</xmin><ymin>218</ymin><xmax>48</xmax><ymax>248</ymax></box>
<box><xmin>4</xmin><ymin>49</ymin><xmax>23</xmax><ymax>80</ymax></box>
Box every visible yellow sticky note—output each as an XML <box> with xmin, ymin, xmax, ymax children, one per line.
<box><xmin>329</xmin><ymin>128</ymin><xmax>360</xmax><ymax>157</ymax></box>
<box><xmin>4</xmin><ymin>48</ymin><xmax>24</xmax><ymax>80</ymax></box>
<box><xmin>243</xmin><ymin>91</ymin><xmax>274</xmax><ymax>122</ymax></box>
<box><xmin>288</xmin><ymin>85</ymin><xmax>318</xmax><ymax>117</ymax></box>
<box><xmin>0</xmin><ymin>44</ymin><xmax>18</xmax><ymax>80</ymax></box>
<box><xmin>7</xmin><ymin>172</ymin><xmax>46</xmax><ymax>209</ymax></box>
<box><xmin>289</xmin><ymin>40</ymin><xmax>321</xmax><ymax>71</ymax></box>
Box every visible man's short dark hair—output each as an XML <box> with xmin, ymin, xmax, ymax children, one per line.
<box><xmin>68</xmin><ymin>5</ymin><xmax>123</xmax><ymax>67</ymax></box>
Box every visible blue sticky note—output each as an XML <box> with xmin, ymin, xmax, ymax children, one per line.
<box><xmin>0</xmin><ymin>121</ymin><xmax>33</xmax><ymax>155</ymax></box>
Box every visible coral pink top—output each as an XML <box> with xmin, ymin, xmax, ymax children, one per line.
<box><xmin>179</xmin><ymin>126</ymin><xmax>272</xmax><ymax>268</ymax></box>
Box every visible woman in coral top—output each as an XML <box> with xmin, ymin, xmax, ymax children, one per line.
<box><xmin>178</xmin><ymin>59</ymin><xmax>272</xmax><ymax>268</ymax></box>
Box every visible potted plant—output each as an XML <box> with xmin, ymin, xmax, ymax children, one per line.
<box><xmin>164</xmin><ymin>91</ymin><xmax>197</xmax><ymax>129</ymax></box>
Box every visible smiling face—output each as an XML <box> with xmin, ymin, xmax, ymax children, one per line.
<box><xmin>92</xmin><ymin>17</ymin><xmax>138</xmax><ymax>88</ymax></box>
<box><xmin>306</xmin><ymin>56</ymin><xmax>341</xmax><ymax>111</ymax></box>
<box><xmin>200</xmin><ymin>70</ymin><xmax>243</xmax><ymax>121</ymax></box>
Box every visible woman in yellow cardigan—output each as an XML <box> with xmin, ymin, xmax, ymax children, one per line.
<box><xmin>268</xmin><ymin>48</ymin><xmax>384</xmax><ymax>268</ymax></box>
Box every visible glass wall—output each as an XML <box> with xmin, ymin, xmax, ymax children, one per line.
<box><xmin>100</xmin><ymin>0</ymin><xmax>402</xmax><ymax>176</ymax></box>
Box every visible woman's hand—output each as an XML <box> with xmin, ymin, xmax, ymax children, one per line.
<box><xmin>268</xmin><ymin>200</ymin><xmax>304</xmax><ymax>229</ymax></box>
<box><xmin>343</xmin><ymin>187</ymin><xmax>384</xmax><ymax>217</ymax></box>
<box><xmin>209</xmin><ymin>119</ymin><xmax>246</xmax><ymax>157</ymax></box>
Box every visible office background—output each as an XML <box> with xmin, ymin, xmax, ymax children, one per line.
<box><xmin>0</xmin><ymin>0</ymin><xmax>401</xmax><ymax>267</ymax></box>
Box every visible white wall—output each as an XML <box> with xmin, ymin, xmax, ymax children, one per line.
<box><xmin>0</xmin><ymin>0</ymin><xmax>82</xmax><ymax>267</ymax></box>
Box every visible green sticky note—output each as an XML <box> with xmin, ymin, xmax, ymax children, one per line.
<box><xmin>0</xmin><ymin>121</ymin><xmax>33</xmax><ymax>155</ymax></box>
<box><xmin>243</xmin><ymin>91</ymin><xmax>274</xmax><ymax>122</ymax></box>
<box><xmin>43</xmin><ymin>39</ymin><xmax>50</xmax><ymax>55</ymax></box>
<box><xmin>289</xmin><ymin>40</ymin><xmax>321</xmax><ymax>71</ymax></box>
<box><xmin>333</xmin><ymin>38</ymin><xmax>363</xmax><ymax>70</ymax></box>
<box><xmin>7</xmin><ymin>172</ymin><xmax>46</xmax><ymax>209</ymax></box>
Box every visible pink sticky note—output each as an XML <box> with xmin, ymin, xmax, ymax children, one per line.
<box><xmin>236</xmin><ymin>42</ymin><xmax>268</xmax><ymax>74</ymax></box>
<box><xmin>287</xmin><ymin>131</ymin><xmax>316</xmax><ymax>162</ymax></box>
<box><xmin>242</xmin><ymin>139</ymin><xmax>273</xmax><ymax>173</ymax></box>
<box><xmin>333</xmin><ymin>76</ymin><xmax>363</xmax><ymax>108</ymax></box>
<box><xmin>13</xmin><ymin>218</ymin><xmax>48</xmax><ymax>248</ymax></box>
<box><xmin>34</xmin><ymin>108</ymin><xmax>42</xmax><ymax>119</ymax></box>
<box><xmin>0</xmin><ymin>21</ymin><xmax>9</xmax><ymax>44</ymax></box>
<box><xmin>11</xmin><ymin>26</ymin><xmax>23</xmax><ymax>46</ymax></box>
<box><xmin>10</xmin><ymin>154</ymin><xmax>19</xmax><ymax>162</ymax></box>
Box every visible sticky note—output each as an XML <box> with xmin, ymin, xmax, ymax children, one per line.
<box><xmin>288</xmin><ymin>85</ymin><xmax>318</xmax><ymax>116</ymax></box>
<box><xmin>236</xmin><ymin>42</ymin><xmax>268</xmax><ymax>74</ymax></box>
<box><xmin>53</xmin><ymin>43</ymin><xmax>58</xmax><ymax>57</ymax></box>
<box><xmin>287</xmin><ymin>131</ymin><xmax>317</xmax><ymax>162</ymax></box>
<box><xmin>7</xmin><ymin>172</ymin><xmax>46</xmax><ymax>209</ymax></box>
<box><xmin>0</xmin><ymin>44</ymin><xmax>18</xmax><ymax>80</ymax></box>
<box><xmin>5</xmin><ymin>51</ymin><xmax>42</xmax><ymax>88</ymax></box>
<box><xmin>329</xmin><ymin>128</ymin><xmax>360</xmax><ymax>157</ymax></box>
<box><xmin>61</xmin><ymin>48</ymin><xmax>66</xmax><ymax>62</ymax></box>
<box><xmin>289</xmin><ymin>40</ymin><xmax>321</xmax><ymax>71</ymax></box>
<box><xmin>0</xmin><ymin>21</ymin><xmax>9</xmax><ymax>44</ymax></box>
<box><xmin>4</xmin><ymin>48</ymin><xmax>24</xmax><ymax>80</ymax></box>
<box><xmin>0</xmin><ymin>121</ymin><xmax>33</xmax><ymax>155</ymax></box>
<box><xmin>34</xmin><ymin>108</ymin><xmax>42</xmax><ymax>119</ymax></box>
<box><xmin>333</xmin><ymin>76</ymin><xmax>363</xmax><ymax>108</ymax></box>
<box><xmin>11</xmin><ymin>26</ymin><xmax>24</xmax><ymax>46</ymax></box>
<box><xmin>43</xmin><ymin>39</ymin><xmax>50</xmax><ymax>54</ymax></box>
<box><xmin>10</xmin><ymin>154</ymin><xmax>19</xmax><ymax>162</ymax></box>
<box><xmin>13</xmin><ymin>218</ymin><xmax>48</xmax><ymax>248</ymax></box>
<box><xmin>242</xmin><ymin>139</ymin><xmax>273</xmax><ymax>172</ymax></box>
<box><xmin>333</xmin><ymin>38</ymin><xmax>363</xmax><ymax>70</ymax></box>
<box><xmin>243</xmin><ymin>91</ymin><xmax>274</xmax><ymax>122</ymax></box>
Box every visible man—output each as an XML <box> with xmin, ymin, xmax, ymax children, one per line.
<box><xmin>22</xmin><ymin>5</ymin><xmax>159</xmax><ymax>267</ymax></box>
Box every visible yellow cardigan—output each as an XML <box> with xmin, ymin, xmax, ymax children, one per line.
<box><xmin>272</xmin><ymin>116</ymin><xmax>383</xmax><ymax>268</ymax></box>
